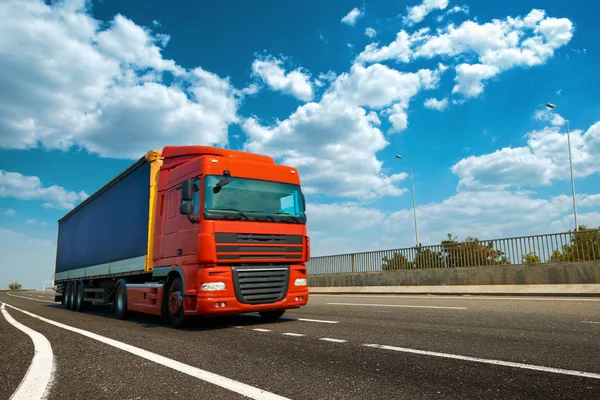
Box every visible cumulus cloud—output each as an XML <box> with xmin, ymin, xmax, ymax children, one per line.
<box><xmin>357</xmin><ymin>9</ymin><xmax>574</xmax><ymax>98</ymax></box>
<box><xmin>404</xmin><ymin>0</ymin><xmax>449</xmax><ymax>26</ymax></box>
<box><xmin>0</xmin><ymin>170</ymin><xmax>88</xmax><ymax>210</ymax></box>
<box><xmin>0</xmin><ymin>0</ymin><xmax>241</xmax><ymax>159</ymax></box>
<box><xmin>424</xmin><ymin>97</ymin><xmax>448</xmax><ymax>110</ymax></box>
<box><xmin>341</xmin><ymin>7</ymin><xmax>363</xmax><ymax>26</ymax></box>
<box><xmin>251</xmin><ymin>55</ymin><xmax>314</xmax><ymax>101</ymax></box>
<box><xmin>365</xmin><ymin>27</ymin><xmax>377</xmax><ymax>38</ymax></box>
<box><xmin>451</xmin><ymin>120</ymin><xmax>600</xmax><ymax>190</ymax></box>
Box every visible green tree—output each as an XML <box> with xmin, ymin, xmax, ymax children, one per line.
<box><xmin>549</xmin><ymin>225</ymin><xmax>600</xmax><ymax>262</ymax></box>
<box><xmin>8</xmin><ymin>282</ymin><xmax>22</xmax><ymax>290</ymax></box>
<box><xmin>382</xmin><ymin>252</ymin><xmax>412</xmax><ymax>270</ymax></box>
<box><xmin>522</xmin><ymin>252</ymin><xmax>541</xmax><ymax>264</ymax></box>
<box><xmin>441</xmin><ymin>234</ymin><xmax>509</xmax><ymax>267</ymax></box>
<box><xmin>413</xmin><ymin>246</ymin><xmax>444</xmax><ymax>269</ymax></box>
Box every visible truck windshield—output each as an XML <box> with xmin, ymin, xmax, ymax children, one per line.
<box><xmin>203</xmin><ymin>175</ymin><xmax>306</xmax><ymax>223</ymax></box>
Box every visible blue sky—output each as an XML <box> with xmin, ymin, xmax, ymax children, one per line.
<box><xmin>1</xmin><ymin>0</ymin><xmax>599</xmax><ymax>289</ymax></box>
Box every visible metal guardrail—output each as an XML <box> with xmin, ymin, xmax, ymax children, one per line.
<box><xmin>306</xmin><ymin>229</ymin><xmax>600</xmax><ymax>275</ymax></box>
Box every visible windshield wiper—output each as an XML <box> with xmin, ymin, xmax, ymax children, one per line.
<box><xmin>271</xmin><ymin>212</ymin><xmax>301</xmax><ymax>223</ymax></box>
<box><xmin>206</xmin><ymin>208</ymin><xmax>249</xmax><ymax>220</ymax></box>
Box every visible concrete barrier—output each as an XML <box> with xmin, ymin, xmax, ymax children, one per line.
<box><xmin>307</xmin><ymin>261</ymin><xmax>600</xmax><ymax>296</ymax></box>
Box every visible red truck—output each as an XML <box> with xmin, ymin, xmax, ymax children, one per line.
<box><xmin>54</xmin><ymin>146</ymin><xmax>310</xmax><ymax>327</ymax></box>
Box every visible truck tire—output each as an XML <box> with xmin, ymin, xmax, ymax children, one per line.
<box><xmin>75</xmin><ymin>281</ymin><xmax>85</xmax><ymax>312</ymax></box>
<box><xmin>63</xmin><ymin>282</ymin><xmax>72</xmax><ymax>309</ymax></box>
<box><xmin>166</xmin><ymin>277</ymin><xmax>187</xmax><ymax>328</ymax></box>
<box><xmin>114</xmin><ymin>282</ymin><xmax>128</xmax><ymax>320</ymax></box>
<box><xmin>259</xmin><ymin>310</ymin><xmax>285</xmax><ymax>321</ymax></box>
<box><xmin>69</xmin><ymin>282</ymin><xmax>77</xmax><ymax>310</ymax></box>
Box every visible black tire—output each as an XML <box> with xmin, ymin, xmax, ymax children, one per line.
<box><xmin>75</xmin><ymin>281</ymin><xmax>85</xmax><ymax>312</ymax></box>
<box><xmin>63</xmin><ymin>282</ymin><xmax>72</xmax><ymax>309</ymax></box>
<box><xmin>114</xmin><ymin>282</ymin><xmax>128</xmax><ymax>320</ymax></box>
<box><xmin>259</xmin><ymin>310</ymin><xmax>285</xmax><ymax>321</ymax></box>
<box><xmin>166</xmin><ymin>277</ymin><xmax>187</xmax><ymax>328</ymax></box>
<box><xmin>69</xmin><ymin>282</ymin><xmax>77</xmax><ymax>310</ymax></box>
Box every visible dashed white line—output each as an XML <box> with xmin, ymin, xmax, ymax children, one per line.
<box><xmin>282</xmin><ymin>332</ymin><xmax>305</xmax><ymax>337</ymax></box>
<box><xmin>363</xmin><ymin>343</ymin><xmax>600</xmax><ymax>380</ymax></box>
<box><xmin>2</xmin><ymin>302</ymin><xmax>290</xmax><ymax>400</ymax></box>
<box><xmin>296</xmin><ymin>318</ymin><xmax>339</xmax><ymax>324</ymax></box>
<box><xmin>1</xmin><ymin>303</ymin><xmax>55</xmax><ymax>400</ymax></box>
<box><xmin>7</xmin><ymin>294</ymin><xmax>57</xmax><ymax>304</ymax></box>
<box><xmin>582</xmin><ymin>321</ymin><xmax>600</xmax><ymax>324</ymax></box>
<box><xmin>253</xmin><ymin>328</ymin><xmax>272</xmax><ymax>332</ymax></box>
<box><xmin>328</xmin><ymin>302</ymin><xmax>467</xmax><ymax>310</ymax></box>
<box><xmin>319</xmin><ymin>338</ymin><xmax>347</xmax><ymax>343</ymax></box>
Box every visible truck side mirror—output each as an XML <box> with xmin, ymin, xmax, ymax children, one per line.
<box><xmin>181</xmin><ymin>179</ymin><xmax>195</xmax><ymax>202</ymax></box>
<box><xmin>180</xmin><ymin>202</ymin><xmax>193</xmax><ymax>216</ymax></box>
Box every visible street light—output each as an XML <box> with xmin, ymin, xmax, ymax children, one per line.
<box><xmin>546</xmin><ymin>103</ymin><xmax>579</xmax><ymax>231</ymax></box>
<box><xmin>395</xmin><ymin>155</ymin><xmax>420</xmax><ymax>246</ymax></box>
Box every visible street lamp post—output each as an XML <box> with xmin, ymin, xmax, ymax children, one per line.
<box><xmin>546</xmin><ymin>103</ymin><xmax>579</xmax><ymax>231</ymax></box>
<box><xmin>396</xmin><ymin>155</ymin><xmax>420</xmax><ymax>246</ymax></box>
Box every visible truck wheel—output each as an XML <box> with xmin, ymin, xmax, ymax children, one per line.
<box><xmin>69</xmin><ymin>282</ymin><xmax>77</xmax><ymax>310</ymax></box>
<box><xmin>167</xmin><ymin>277</ymin><xmax>187</xmax><ymax>328</ymax></box>
<box><xmin>63</xmin><ymin>282</ymin><xmax>72</xmax><ymax>309</ymax></box>
<box><xmin>259</xmin><ymin>310</ymin><xmax>285</xmax><ymax>321</ymax></box>
<box><xmin>75</xmin><ymin>282</ymin><xmax>85</xmax><ymax>312</ymax></box>
<box><xmin>114</xmin><ymin>282</ymin><xmax>128</xmax><ymax>320</ymax></box>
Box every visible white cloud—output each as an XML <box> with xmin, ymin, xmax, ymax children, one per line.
<box><xmin>534</xmin><ymin>108</ymin><xmax>566</xmax><ymax>127</ymax></box>
<box><xmin>25</xmin><ymin>218</ymin><xmax>47</xmax><ymax>226</ymax></box>
<box><xmin>424</xmin><ymin>97</ymin><xmax>448</xmax><ymax>110</ymax></box>
<box><xmin>359</xmin><ymin>9</ymin><xmax>573</xmax><ymax>98</ymax></box>
<box><xmin>251</xmin><ymin>55</ymin><xmax>314</xmax><ymax>101</ymax></box>
<box><xmin>2</xmin><ymin>208</ymin><xmax>16</xmax><ymax>216</ymax></box>
<box><xmin>0</xmin><ymin>229</ymin><xmax>56</xmax><ymax>290</ymax></box>
<box><xmin>341</xmin><ymin>7</ymin><xmax>363</xmax><ymax>26</ymax></box>
<box><xmin>0</xmin><ymin>170</ymin><xmax>88</xmax><ymax>210</ymax></box>
<box><xmin>0</xmin><ymin>0</ymin><xmax>241</xmax><ymax>160</ymax></box>
<box><xmin>451</xmin><ymin>120</ymin><xmax>600</xmax><ymax>190</ymax></box>
<box><xmin>404</xmin><ymin>0</ymin><xmax>449</xmax><ymax>26</ymax></box>
<box><xmin>365</xmin><ymin>27</ymin><xmax>377</xmax><ymax>38</ymax></box>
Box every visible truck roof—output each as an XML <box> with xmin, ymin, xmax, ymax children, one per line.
<box><xmin>161</xmin><ymin>146</ymin><xmax>275</xmax><ymax>165</ymax></box>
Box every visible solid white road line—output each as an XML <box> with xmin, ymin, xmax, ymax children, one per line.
<box><xmin>7</xmin><ymin>294</ymin><xmax>57</xmax><ymax>304</ymax></box>
<box><xmin>296</xmin><ymin>318</ymin><xmax>339</xmax><ymax>324</ymax></box>
<box><xmin>253</xmin><ymin>328</ymin><xmax>272</xmax><ymax>332</ymax></box>
<box><xmin>364</xmin><ymin>343</ymin><xmax>600</xmax><ymax>380</ymax></box>
<box><xmin>1</xmin><ymin>303</ymin><xmax>55</xmax><ymax>400</ymax></box>
<box><xmin>328</xmin><ymin>302</ymin><xmax>467</xmax><ymax>310</ymax></box>
<box><xmin>312</xmin><ymin>294</ymin><xmax>600</xmax><ymax>302</ymax></box>
<box><xmin>282</xmin><ymin>332</ymin><xmax>305</xmax><ymax>337</ymax></box>
<box><xmin>582</xmin><ymin>321</ymin><xmax>600</xmax><ymax>324</ymax></box>
<box><xmin>319</xmin><ymin>338</ymin><xmax>347</xmax><ymax>343</ymax></box>
<box><xmin>3</xmin><ymin>303</ymin><xmax>290</xmax><ymax>400</ymax></box>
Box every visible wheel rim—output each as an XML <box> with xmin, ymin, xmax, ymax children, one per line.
<box><xmin>168</xmin><ymin>291</ymin><xmax>182</xmax><ymax>316</ymax></box>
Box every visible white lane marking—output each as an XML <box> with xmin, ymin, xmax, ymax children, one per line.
<box><xmin>253</xmin><ymin>328</ymin><xmax>271</xmax><ymax>332</ymax></box>
<box><xmin>1</xmin><ymin>303</ymin><xmax>55</xmax><ymax>400</ymax></box>
<box><xmin>364</xmin><ymin>343</ymin><xmax>600</xmax><ymax>380</ymax></box>
<box><xmin>328</xmin><ymin>302</ymin><xmax>467</xmax><ymax>310</ymax></box>
<box><xmin>319</xmin><ymin>338</ymin><xmax>347</xmax><ymax>343</ymax></box>
<box><xmin>7</xmin><ymin>294</ymin><xmax>57</xmax><ymax>304</ymax></box>
<box><xmin>282</xmin><ymin>332</ymin><xmax>305</xmax><ymax>337</ymax></box>
<box><xmin>296</xmin><ymin>318</ymin><xmax>339</xmax><ymax>324</ymax></box>
<box><xmin>3</xmin><ymin>303</ymin><xmax>290</xmax><ymax>400</ymax></box>
<box><xmin>312</xmin><ymin>294</ymin><xmax>600</xmax><ymax>302</ymax></box>
<box><xmin>582</xmin><ymin>321</ymin><xmax>600</xmax><ymax>324</ymax></box>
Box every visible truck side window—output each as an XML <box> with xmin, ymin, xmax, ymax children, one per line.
<box><xmin>180</xmin><ymin>178</ymin><xmax>200</xmax><ymax>215</ymax></box>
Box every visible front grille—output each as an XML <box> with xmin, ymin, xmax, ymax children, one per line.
<box><xmin>215</xmin><ymin>233</ymin><xmax>304</xmax><ymax>263</ymax></box>
<box><xmin>231</xmin><ymin>266</ymin><xmax>289</xmax><ymax>305</ymax></box>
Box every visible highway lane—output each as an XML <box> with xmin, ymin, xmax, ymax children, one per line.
<box><xmin>1</xmin><ymin>291</ymin><xmax>599</xmax><ymax>400</ymax></box>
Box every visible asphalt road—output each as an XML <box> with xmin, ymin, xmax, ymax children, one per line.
<box><xmin>1</xmin><ymin>291</ymin><xmax>600</xmax><ymax>400</ymax></box>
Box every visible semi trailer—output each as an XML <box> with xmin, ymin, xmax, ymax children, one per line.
<box><xmin>54</xmin><ymin>146</ymin><xmax>310</xmax><ymax>327</ymax></box>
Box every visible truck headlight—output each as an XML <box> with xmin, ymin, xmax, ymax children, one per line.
<box><xmin>201</xmin><ymin>282</ymin><xmax>226</xmax><ymax>291</ymax></box>
<box><xmin>294</xmin><ymin>278</ymin><xmax>307</xmax><ymax>286</ymax></box>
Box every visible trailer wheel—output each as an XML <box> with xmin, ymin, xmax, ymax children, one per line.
<box><xmin>63</xmin><ymin>282</ymin><xmax>72</xmax><ymax>309</ymax></box>
<box><xmin>259</xmin><ymin>310</ymin><xmax>285</xmax><ymax>321</ymax></box>
<box><xmin>167</xmin><ymin>277</ymin><xmax>187</xmax><ymax>328</ymax></box>
<box><xmin>75</xmin><ymin>281</ymin><xmax>86</xmax><ymax>312</ymax></box>
<box><xmin>69</xmin><ymin>282</ymin><xmax>77</xmax><ymax>310</ymax></box>
<box><xmin>114</xmin><ymin>282</ymin><xmax>128</xmax><ymax>320</ymax></box>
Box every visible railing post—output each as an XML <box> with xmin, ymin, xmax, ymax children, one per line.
<box><xmin>351</xmin><ymin>254</ymin><xmax>355</xmax><ymax>273</ymax></box>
